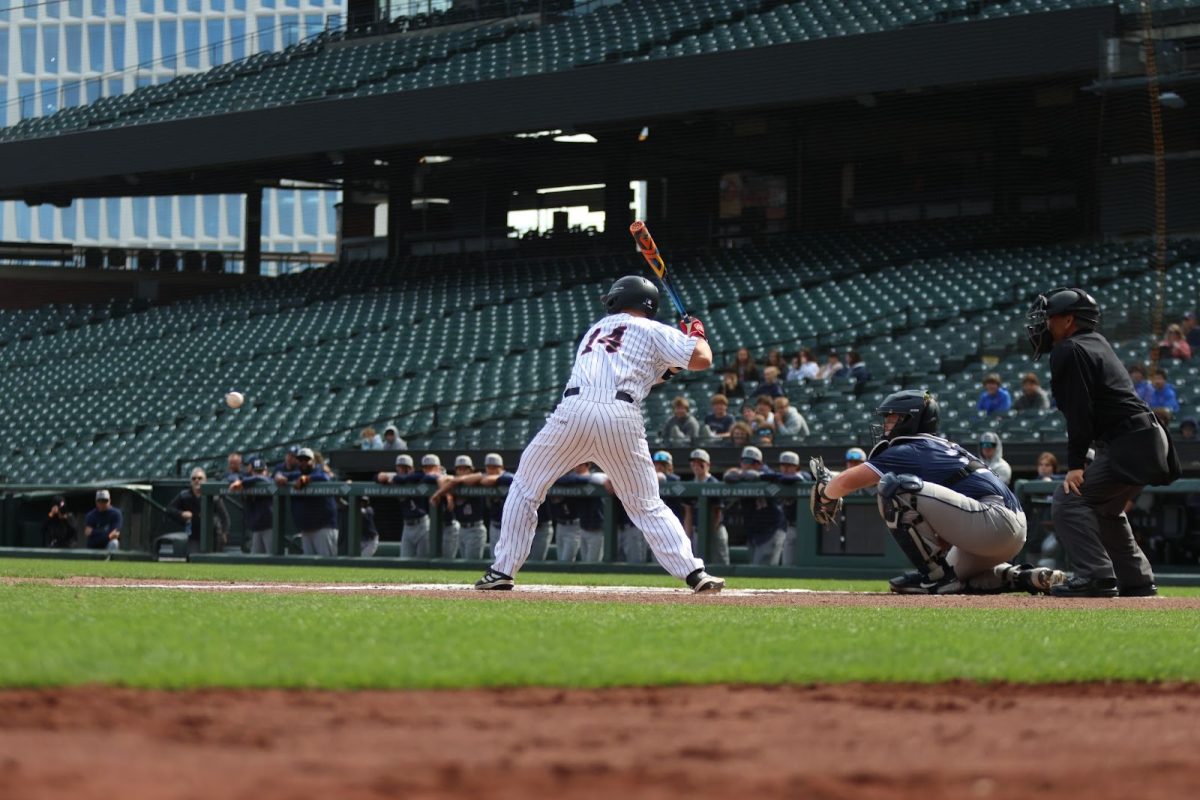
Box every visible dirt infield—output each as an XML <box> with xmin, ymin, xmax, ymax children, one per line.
<box><xmin>2</xmin><ymin>682</ymin><xmax>1198</xmax><ymax>800</ymax></box>
<box><xmin>8</xmin><ymin>575</ymin><xmax>1200</xmax><ymax>609</ymax></box>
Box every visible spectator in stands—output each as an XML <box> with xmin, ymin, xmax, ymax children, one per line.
<box><xmin>359</xmin><ymin>497</ymin><xmax>381</xmax><ymax>558</ymax></box>
<box><xmin>229</xmin><ymin>458</ymin><xmax>274</xmax><ymax>555</ymax></box>
<box><xmin>359</xmin><ymin>427</ymin><xmax>383</xmax><ymax>450</ymax></box>
<box><xmin>754</xmin><ymin>423</ymin><xmax>775</xmax><ymax>447</ymax></box>
<box><xmin>704</xmin><ymin>393</ymin><xmax>736</xmax><ymax>439</ymax></box>
<box><xmin>1012</xmin><ymin>372</ymin><xmax>1051</xmax><ymax>412</ymax></box>
<box><xmin>730</xmin><ymin>347</ymin><xmax>760</xmax><ymax>383</ymax></box>
<box><xmin>682</xmin><ymin>448</ymin><xmax>728</xmax><ymax>565</ymax></box>
<box><xmin>661</xmin><ymin>396</ymin><xmax>701</xmax><ymax>444</ymax></box>
<box><xmin>1180</xmin><ymin>417</ymin><xmax>1198</xmax><ymax>442</ymax></box>
<box><xmin>718</xmin><ymin>369</ymin><xmax>746</xmax><ymax>400</ymax></box>
<box><xmin>846</xmin><ymin>350</ymin><xmax>870</xmax><ymax>383</ymax></box>
<box><xmin>1159</xmin><ymin>323</ymin><xmax>1192</xmax><ymax>360</ymax></box>
<box><xmin>42</xmin><ymin>495</ymin><xmax>78</xmax><ymax>548</ymax></box>
<box><xmin>168</xmin><ymin>468</ymin><xmax>230</xmax><ymax>551</ymax></box>
<box><xmin>773</xmin><ymin>396</ymin><xmax>809</xmax><ymax>439</ymax></box>
<box><xmin>757</xmin><ymin>366</ymin><xmax>785</xmax><ymax>398</ymax></box>
<box><xmin>729</xmin><ymin>421</ymin><xmax>753</xmax><ymax>449</ymax></box>
<box><xmin>1184</xmin><ymin>312</ymin><xmax>1200</xmax><ymax>350</ymax></box>
<box><xmin>1037</xmin><ymin>452</ymin><xmax>1060</xmax><ymax>480</ymax></box>
<box><xmin>817</xmin><ymin>351</ymin><xmax>844</xmax><ymax>381</ymax></box>
<box><xmin>765</xmin><ymin>348</ymin><xmax>789</xmax><ymax>379</ymax></box>
<box><xmin>275</xmin><ymin>448</ymin><xmax>339</xmax><ymax>557</ymax></box>
<box><xmin>788</xmin><ymin>347</ymin><xmax>819</xmax><ymax>383</ymax></box>
<box><xmin>1148</xmin><ymin>368</ymin><xmax>1181</xmax><ymax>415</ymax></box>
<box><xmin>84</xmin><ymin>490</ymin><xmax>121</xmax><ymax>553</ymax></box>
<box><xmin>753</xmin><ymin>396</ymin><xmax>776</xmax><ymax>428</ymax></box>
<box><xmin>381</xmin><ymin>426</ymin><xmax>407</xmax><ymax>451</ymax></box>
<box><xmin>723</xmin><ymin>446</ymin><xmax>786</xmax><ymax>565</ymax></box>
<box><xmin>976</xmin><ymin>373</ymin><xmax>1012</xmax><ymax>416</ymax></box>
<box><xmin>1128</xmin><ymin>364</ymin><xmax>1154</xmax><ymax>405</ymax></box>
<box><xmin>223</xmin><ymin>451</ymin><xmax>245</xmax><ymax>484</ymax></box>
<box><xmin>978</xmin><ymin>432</ymin><xmax>1013</xmax><ymax>485</ymax></box>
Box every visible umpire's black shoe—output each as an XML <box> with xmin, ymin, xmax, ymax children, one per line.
<box><xmin>1120</xmin><ymin>583</ymin><xmax>1158</xmax><ymax>597</ymax></box>
<box><xmin>888</xmin><ymin>571</ymin><xmax>926</xmax><ymax>594</ymax></box>
<box><xmin>1050</xmin><ymin>575</ymin><xmax>1119</xmax><ymax>598</ymax></box>
<box><xmin>474</xmin><ymin>568</ymin><xmax>514</xmax><ymax>590</ymax></box>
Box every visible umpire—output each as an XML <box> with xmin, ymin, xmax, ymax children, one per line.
<box><xmin>1027</xmin><ymin>288</ymin><xmax>1181</xmax><ymax>597</ymax></box>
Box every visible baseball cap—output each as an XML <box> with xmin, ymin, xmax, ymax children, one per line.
<box><xmin>95</xmin><ymin>489</ymin><xmax>110</xmax><ymax>502</ymax></box>
<box><xmin>287</xmin><ymin>445</ymin><xmax>300</xmax><ymax>456</ymax></box>
<box><xmin>740</xmin><ymin>446</ymin><xmax>763</xmax><ymax>463</ymax></box>
<box><xmin>395</xmin><ymin>454</ymin><xmax>414</xmax><ymax>468</ymax></box>
<box><xmin>296</xmin><ymin>447</ymin><xmax>315</xmax><ymax>460</ymax></box>
<box><xmin>980</xmin><ymin>433</ymin><xmax>999</xmax><ymax>448</ymax></box>
<box><xmin>689</xmin><ymin>448</ymin><xmax>711</xmax><ymax>463</ymax></box>
<box><xmin>484</xmin><ymin>453</ymin><xmax>504</xmax><ymax>467</ymax></box>
<box><xmin>454</xmin><ymin>455</ymin><xmax>474</xmax><ymax>468</ymax></box>
<box><xmin>421</xmin><ymin>454</ymin><xmax>441</xmax><ymax>467</ymax></box>
<box><xmin>779</xmin><ymin>451</ymin><xmax>800</xmax><ymax>466</ymax></box>
<box><xmin>249</xmin><ymin>457</ymin><xmax>266</xmax><ymax>471</ymax></box>
<box><xmin>1186</xmin><ymin>311</ymin><xmax>1196</xmax><ymax>321</ymax></box>
<box><xmin>652</xmin><ymin>451</ymin><xmax>673</xmax><ymax>463</ymax></box>
<box><xmin>845</xmin><ymin>447</ymin><xmax>867</xmax><ymax>462</ymax></box>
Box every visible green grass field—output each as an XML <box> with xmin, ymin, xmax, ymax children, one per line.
<box><xmin>3</xmin><ymin>559</ymin><xmax>1198</xmax><ymax>689</ymax></box>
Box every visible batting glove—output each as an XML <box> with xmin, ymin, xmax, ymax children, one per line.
<box><xmin>679</xmin><ymin>316</ymin><xmax>707</xmax><ymax>340</ymax></box>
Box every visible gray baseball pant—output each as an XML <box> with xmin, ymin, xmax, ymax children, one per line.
<box><xmin>300</xmin><ymin>527</ymin><xmax>338</xmax><ymax>557</ymax></box>
<box><xmin>401</xmin><ymin>516</ymin><xmax>430</xmax><ymax>558</ymax></box>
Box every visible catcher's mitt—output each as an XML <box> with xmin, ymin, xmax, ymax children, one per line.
<box><xmin>809</xmin><ymin>456</ymin><xmax>843</xmax><ymax>526</ymax></box>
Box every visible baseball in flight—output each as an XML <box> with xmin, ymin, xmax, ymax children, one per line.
<box><xmin>224</xmin><ymin>391</ymin><xmax>245</xmax><ymax>409</ymax></box>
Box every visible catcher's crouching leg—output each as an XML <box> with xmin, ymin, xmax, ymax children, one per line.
<box><xmin>878</xmin><ymin>473</ymin><xmax>958</xmax><ymax>594</ymax></box>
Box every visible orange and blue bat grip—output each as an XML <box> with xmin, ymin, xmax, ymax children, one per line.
<box><xmin>629</xmin><ymin>220</ymin><xmax>689</xmax><ymax>318</ymax></box>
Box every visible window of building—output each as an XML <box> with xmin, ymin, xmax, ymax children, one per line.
<box><xmin>305</xmin><ymin>14</ymin><xmax>322</xmax><ymax>38</ymax></box>
<box><xmin>132</xmin><ymin>197</ymin><xmax>149</xmax><ymax>238</ymax></box>
<box><xmin>281</xmin><ymin>14</ymin><xmax>299</xmax><ymax>46</ymax></box>
<box><xmin>83</xmin><ymin>199</ymin><xmax>101</xmax><ymax>239</ymax></box>
<box><xmin>284</xmin><ymin>0</ymin><xmax>298</xmax><ymax>9</ymax></box>
<box><xmin>301</xmin><ymin>192</ymin><xmax>319</xmax><ymax>236</ymax></box>
<box><xmin>233</xmin><ymin>0</ymin><xmax>245</xmax><ymax>9</ymax></box>
<box><xmin>277</xmin><ymin>191</ymin><xmax>296</xmax><ymax>237</ymax></box>
<box><xmin>0</xmin><ymin>30</ymin><xmax>8</xmax><ymax>74</ymax></box>
<box><xmin>91</xmin><ymin>0</ymin><xmax>105</xmax><ymax>15</ymax></box>
<box><xmin>61</xmin><ymin>204</ymin><xmax>77</xmax><ymax>241</ymax></box>
<box><xmin>47</xmin><ymin>0</ymin><xmax>61</xmax><ymax>19</ymax></box>
<box><xmin>85</xmin><ymin>77</ymin><xmax>102</xmax><ymax>103</ymax></box>
<box><xmin>136</xmin><ymin>21</ymin><xmax>153</xmax><ymax>68</ymax></box>
<box><xmin>62</xmin><ymin>80</ymin><xmax>81</xmax><ymax>107</ymax></box>
<box><xmin>111</xmin><ymin>22</ymin><xmax>125</xmax><ymax>69</ymax></box>
<box><xmin>39</xmin><ymin>80</ymin><xmax>59</xmax><ymax>115</ymax></box>
<box><xmin>229</xmin><ymin>17</ymin><xmax>246</xmax><ymax>61</ymax></box>
<box><xmin>15</xmin><ymin>203</ymin><xmax>32</xmax><ymax>241</ymax></box>
<box><xmin>65</xmin><ymin>25</ymin><xmax>82</xmax><ymax>72</ymax></box>
<box><xmin>257</xmin><ymin>16</ymin><xmax>275</xmax><ymax>52</ymax></box>
<box><xmin>211</xmin><ymin>0</ymin><xmax>225</xmax><ymax>10</ymax></box>
<box><xmin>108</xmin><ymin>77</ymin><xmax>123</xmax><ymax>96</ymax></box>
<box><xmin>207</xmin><ymin>18</ymin><xmax>224</xmax><ymax>64</ymax></box>
<box><xmin>183</xmin><ymin>20</ymin><xmax>200</xmax><ymax>67</ymax></box>
<box><xmin>187</xmin><ymin>0</ymin><xmax>200</xmax><ymax>9</ymax></box>
<box><xmin>226</xmin><ymin>194</ymin><xmax>243</xmax><ymax>239</ymax></box>
<box><xmin>203</xmin><ymin>195</ymin><xmax>220</xmax><ymax>238</ymax></box>
<box><xmin>325</xmin><ymin>192</ymin><xmax>338</xmax><ymax>235</ymax></box>
<box><xmin>38</xmin><ymin>205</ymin><xmax>56</xmax><ymax>239</ymax></box>
<box><xmin>20</xmin><ymin>27</ymin><xmax>38</xmax><ymax>74</ymax></box>
<box><xmin>162</xmin><ymin>0</ymin><xmax>176</xmax><ymax>11</ymax></box>
<box><xmin>136</xmin><ymin>74</ymin><xmax>152</xmax><ymax>88</ymax></box>
<box><xmin>43</xmin><ymin>27</ymin><xmax>60</xmax><ymax>73</ymax></box>
<box><xmin>179</xmin><ymin>195</ymin><xmax>196</xmax><ymax>237</ymax></box>
<box><xmin>113</xmin><ymin>0</ymin><xmax>124</xmax><ymax>14</ymax></box>
<box><xmin>87</xmin><ymin>24</ymin><xmax>104</xmax><ymax>71</ymax></box>
<box><xmin>159</xmin><ymin>20</ymin><xmax>176</xmax><ymax>69</ymax></box>
<box><xmin>155</xmin><ymin>196</ymin><xmax>172</xmax><ymax>238</ymax></box>
<box><xmin>17</xmin><ymin>81</ymin><xmax>36</xmax><ymax>120</ymax></box>
<box><xmin>106</xmin><ymin>197</ymin><xmax>121</xmax><ymax>239</ymax></box>
<box><xmin>139</xmin><ymin>0</ymin><xmax>153</xmax><ymax>13</ymax></box>
<box><xmin>68</xmin><ymin>0</ymin><xmax>83</xmax><ymax>16</ymax></box>
<box><xmin>24</xmin><ymin>0</ymin><xmax>36</xmax><ymax>18</ymax></box>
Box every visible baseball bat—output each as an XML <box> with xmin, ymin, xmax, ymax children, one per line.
<box><xmin>629</xmin><ymin>220</ymin><xmax>689</xmax><ymax>318</ymax></box>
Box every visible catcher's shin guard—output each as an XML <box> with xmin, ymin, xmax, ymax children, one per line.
<box><xmin>878</xmin><ymin>474</ymin><xmax>951</xmax><ymax>580</ymax></box>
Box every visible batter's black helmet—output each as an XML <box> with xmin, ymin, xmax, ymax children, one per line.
<box><xmin>1026</xmin><ymin>287</ymin><xmax>1100</xmax><ymax>361</ymax></box>
<box><xmin>601</xmin><ymin>275</ymin><xmax>659</xmax><ymax>316</ymax></box>
<box><xmin>872</xmin><ymin>390</ymin><xmax>940</xmax><ymax>442</ymax></box>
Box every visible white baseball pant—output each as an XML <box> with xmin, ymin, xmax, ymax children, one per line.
<box><xmin>492</xmin><ymin>390</ymin><xmax>705</xmax><ymax>579</ymax></box>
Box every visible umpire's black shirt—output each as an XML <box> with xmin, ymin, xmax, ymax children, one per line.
<box><xmin>1050</xmin><ymin>330</ymin><xmax>1151</xmax><ymax>470</ymax></box>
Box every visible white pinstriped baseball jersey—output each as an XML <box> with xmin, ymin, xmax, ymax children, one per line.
<box><xmin>567</xmin><ymin>313</ymin><xmax>698</xmax><ymax>403</ymax></box>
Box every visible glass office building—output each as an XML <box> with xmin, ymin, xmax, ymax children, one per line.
<box><xmin>0</xmin><ymin>0</ymin><xmax>344</xmax><ymax>262</ymax></box>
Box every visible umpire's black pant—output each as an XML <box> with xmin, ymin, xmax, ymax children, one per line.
<box><xmin>1051</xmin><ymin>443</ymin><xmax>1155</xmax><ymax>587</ymax></box>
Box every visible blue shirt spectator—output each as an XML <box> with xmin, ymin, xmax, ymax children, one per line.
<box><xmin>1148</xmin><ymin>369</ymin><xmax>1180</xmax><ymax>414</ymax></box>
<box><xmin>977</xmin><ymin>373</ymin><xmax>1012</xmax><ymax>415</ymax></box>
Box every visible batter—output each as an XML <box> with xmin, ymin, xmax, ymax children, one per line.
<box><xmin>476</xmin><ymin>275</ymin><xmax>725</xmax><ymax>593</ymax></box>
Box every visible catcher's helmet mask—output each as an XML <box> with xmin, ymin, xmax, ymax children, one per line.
<box><xmin>870</xmin><ymin>390</ymin><xmax>940</xmax><ymax>443</ymax></box>
<box><xmin>601</xmin><ymin>275</ymin><xmax>660</xmax><ymax>316</ymax></box>
<box><xmin>1026</xmin><ymin>287</ymin><xmax>1100</xmax><ymax>361</ymax></box>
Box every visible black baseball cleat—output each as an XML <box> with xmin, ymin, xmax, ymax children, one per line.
<box><xmin>474</xmin><ymin>568</ymin><xmax>515</xmax><ymax>590</ymax></box>
<box><xmin>686</xmin><ymin>569</ymin><xmax>725</xmax><ymax>594</ymax></box>
<box><xmin>888</xmin><ymin>571</ymin><xmax>962</xmax><ymax>595</ymax></box>
<box><xmin>1119</xmin><ymin>583</ymin><xmax>1158</xmax><ymax>597</ymax></box>
<box><xmin>1050</xmin><ymin>575</ymin><xmax>1119</xmax><ymax>598</ymax></box>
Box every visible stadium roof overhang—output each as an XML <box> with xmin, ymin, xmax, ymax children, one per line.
<box><xmin>0</xmin><ymin>6</ymin><xmax>1115</xmax><ymax>203</ymax></box>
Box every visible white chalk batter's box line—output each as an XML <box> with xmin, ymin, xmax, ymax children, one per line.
<box><xmin>72</xmin><ymin>582</ymin><xmax>866</xmax><ymax>596</ymax></box>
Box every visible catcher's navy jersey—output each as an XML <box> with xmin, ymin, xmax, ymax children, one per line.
<box><xmin>866</xmin><ymin>435</ymin><xmax>1022</xmax><ymax>512</ymax></box>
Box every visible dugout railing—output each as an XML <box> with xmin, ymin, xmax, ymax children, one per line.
<box><xmin>190</xmin><ymin>480</ymin><xmax>911</xmax><ymax>573</ymax></box>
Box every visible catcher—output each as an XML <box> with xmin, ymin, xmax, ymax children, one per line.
<box><xmin>812</xmin><ymin>390</ymin><xmax>1063</xmax><ymax>594</ymax></box>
